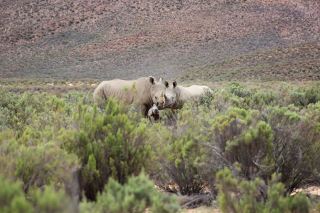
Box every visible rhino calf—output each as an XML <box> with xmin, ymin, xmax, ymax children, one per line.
<box><xmin>147</xmin><ymin>104</ymin><xmax>160</xmax><ymax>121</ymax></box>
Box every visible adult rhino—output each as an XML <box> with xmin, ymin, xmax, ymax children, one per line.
<box><xmin>93</xmin><ymin>76</ymin><xmax>168</xmax><ymax>116</ymax></box>
<box><xmin>164</xmin><ymin>81</ymin><xmax>213</xmax><ymax>109</ymax></box>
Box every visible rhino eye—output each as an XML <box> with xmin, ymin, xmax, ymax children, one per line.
<box><xmin>155</xmin><ymin>96</ymin><xmax>158</xmax><ymax>100</ymax></box>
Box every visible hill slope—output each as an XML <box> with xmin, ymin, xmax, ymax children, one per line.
<box><xmin>0</xmin><ymin>0</ymin><xmax>319</xmax><ymax>81</ymax></box>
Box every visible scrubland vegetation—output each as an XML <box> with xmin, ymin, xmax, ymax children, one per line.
<box><xmin>1</xmin><ymin>82</ymin><xmax>320</xmax><ymax>212</ymax></box>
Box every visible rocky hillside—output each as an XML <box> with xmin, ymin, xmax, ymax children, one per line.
<box><xmin>0</xmin><ymin>0</ymin><xmax>319</xmax><ymax>81</ymax></box>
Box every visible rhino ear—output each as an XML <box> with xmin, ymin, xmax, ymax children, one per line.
<box><xmin>149</xmin><ymin>76</ymin><xmax>155</xmax><ymax>84</ymax></box>
<box><xmin>164</xmin><ymin>81</ymin><xmax>169</xmax><ymax>88</ymax></box>
<box><xmin>173</xmin><ymin>80</ymin><xmax>177</xmax><ymax>88</ymax></box>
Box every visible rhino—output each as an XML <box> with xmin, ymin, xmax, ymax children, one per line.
<box><xmin>164</xmin><ymin>80</ymin><xmax>213</xmax><ymax>109</ymax></box>
<box><xmin>93</xmin><ymin>76</ymin><xmax>168</xmax><ymax>116</ymax></box>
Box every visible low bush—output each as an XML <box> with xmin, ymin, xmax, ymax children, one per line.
<box><xmin>216</xmin><ymin>168</ymin><xmax>310</xmax><ymax>213</ymax></box>
<box><xmin>192</xmin><ymin>107</ymin><xmax>275</xmax><ymax>195</ymax></box>
<box><xmin>147</xmin><ymin>104</ymin><xmax>213</xmax><ymax>195</ymax></box>
<box><xmin>0</xmin><ymin>91</ymin><xmax>45</xmax><ymax>135</ymax></box>
<box><xmin>0</xmin><ymin>176</ymin><xmax>33</xmax><ymax>213</ymax></box>
<box><xmin>0</xmin><ymin>132</ymin><xmax>79</xmax><ymax>194</ymax></box>
<box><xmin>210</xmin><ymin>107</ymin><xmax>274</xmax><ymax>180</ymax></box>
<box><xmin>80</xmin><ymin>172</ymin><xmax>180</xmax><ymax>213</ymax></box>
<box><xmin>250</xmin><ymin>91</ymin><xmax>277</xmax><ymax>109</ymax></box>
<box><xmin>229</xmin><ymin>83</ymin><xmax>253</xmax><ymax>98</ymax></box>
<box><xmin>30</xmin><ymin>185</ymin><xmax>73</xmax><ymax>213</ymax></box>
<box><xmin>266</xmin><ymin>105</ymin><xmax>320</xmax><ymax>193</ymax></box>
<box><xmin>0</xmin><ymin>176</ymin><xmax>73</xmax><ymax>213</ymax></box>
<box><xmin>0</xmin><ymin>90</ymin><xmax>79</xmax><ymax>136</ymax></box>
<box><xmin>290</xmin><ymin>85</ymin><xmax>320</xmax><ymax>107</ymax></box>
<box><xmin>15</xmin><ymin>142</ymin><xmax>79</xmax><ymax>193</ymax></box>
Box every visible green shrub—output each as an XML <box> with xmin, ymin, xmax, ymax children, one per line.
<box><xmin>0</xmin><ymin>175</ymin><xmax>74</xmax><ymax>213</ymax></box>
<box><xmin>199</xmin><ymin>90</ymin><xmax>215</xmax><ymax>107</ymax></box>
<box><xmin>147</xmin><ymin>104</ymin><xmax>213</xmax><ymax>195</ymax></box>
<box><xmin>0</xmin><ymin>90</ymin><xmax>78</xmax><ymax>136</ymax></box>
<box><xmin>15</xmin><ymin>142</ymin><xmax>79</xmax><ymax>193</ymax></box>
<box><xmin>229</xmin><ymin>83</ymin><xmax>252</xmax><ymax>98</ymax></box>
<box><xmin>165</xmin><ymin>131</ymin><xmax>207</xmax><ymax>194</ymax></box>
<box><xmin>216</xmin><ymin>168</ymin><xmax>310</xmax><ymax>213</ymax></box>
<box><xmin>212</xmin><ymin>88</ymin><xmax>249</xmax><ymax>112</ymax></box>
<box><xmin>30</xmin><ymin>185</ymin><xmax>73</xmax><ymax>213</ymax></box>
<box><xmin>0</xmin><ymin>176</ymin><xmax>33</xmax><ymax>213</ymax></box>
<box><xmin>290</xmin><ymin>91</ymin><xmax>308</xmax><ymax>107</ymax></box>
<box><xmin>211</xmin><ymin>108</ymin><xmax>274</xmax><ymax>180</ymax></box>
<box><xmin>63</xmin><ymin>99</ymin><xmax>151</xmax><ymax>200</ymax></box>
<box><xmin>266</xmin><ymin>106</ymin><xmax>320</xmax><ymax>193</ymax></box>
<box><xmin>0</xmin><ymin>91</ymin><xmax>47</xmax><ymax>136</ymax></box>
<box><xmin>80</xmin><ymin>172</ymin><xmax>180</xmax><ymax>213</ymax></box>
<box><xmin>251</xmin><ymin>91</ymin><xmax>277</xmax><ymax>109</ymax></box>
<box><xmin>290</xmin><ymin>86</ymin><xmax>320</xmax><ymax>107</ymax></box>
<box><xmin>0</xmin><ymin>131</ymin><xmax>79</xmax><ymax>194</ymax></box>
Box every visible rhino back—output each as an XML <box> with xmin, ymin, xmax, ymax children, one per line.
<box><xmin>176</xmin><ymin>85</ymin><xmax>211</xmax><ymax>105</ymax></box>
<box><xmin>93</xmin><ymin>78</ymin><xmax>152</xmax><ymax>105</ymax></box>
<box><xmin>187</xmin><ymin>85</ymin><xmax>209</xmax><ymax>97</ymax></box>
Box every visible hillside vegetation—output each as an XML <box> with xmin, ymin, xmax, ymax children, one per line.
<box><xmin>1</xmin><ymin>81</ymin><xmax>320</xmax><ymax>212</ymax></box>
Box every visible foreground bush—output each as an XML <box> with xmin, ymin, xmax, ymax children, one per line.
<box><xmin>0</xmin><ymin>176</ymin><xmax>33</xmax><ymax>213</ymax></box>
<box><xmin>0</xmin><ymin>131</ymin><xmax>79</xmax><ymax>194</ymax></box>
<box><xmin>290</xmin><ymin>85</ymin><xmax>320</xmax><ymax>107</ymax></box>
<box><xmin>147</xmin><ymin>104</ymin><xmax>213</xmax><ymax>195</ymax></box>
<box><xmin>80</xmin><ymin>172</ymin><xmax>180</xmax><ymax>213</ymax></box>
<box><xmin>30</xmin><ymin>185</ymin><xmax>73</xmax><ymax>213</ymax></box>
<box><xmin>0</xmin><ymin>176</ymin><xmax>73</xmax><ymax>213</ymax></box>
<box><xmin>266</xmin><ymin>105</ymin><xmax>320</xmax><ymax>193</ymax></box>
<box><xmin>216</xmin><ymin>168</ymin><xmax>310</xmax><ymax>213</ymax></box>
<box><xmin>63</xmin><ymin>99</ymin><xmax>151</xmax><ymax>200</ymax></box>
<box><xmin>211</xmin><ymin>107</ymin><xmax>274</xmax><ymax>180</ymax></box>
<box><xmin>0</xmin><ymin>91</ymin><xmax>45</xmax><ymax>136</ymax></box>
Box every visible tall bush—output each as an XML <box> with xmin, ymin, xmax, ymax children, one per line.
<box><xmin>216</xmin><ymin>168</ymin><xmax>310</xmax><ymax>213</ymax></box>
<box><xmin>30</xmin><ymin>185</ymin><xmax>73</xmax><ymax>213</ymax></box>
<box><xmin>147</xmin><ymin>104</ymin><xmax>213</xmax><ymax>195</ymax></box>
<box><xmin>63</xmin><ymin>99</ymin><xmax>151</xmax><ymax>200</ymax></box>
<box><xmin>266</xmin><ymin>105</ymin><xmax>320</xmax><ymax>193</ymax></box>
<box><xmin>80</xmin><ymin>172</ymin><xmax>180</xmax><ymax>213</ymax></box>
<box><xmin>0</xmin><ymin>176</ymin><xmax>33</xmax><ymax>213</ymax></box>
<box><xmin>0</xmin><ymin>131</ymin><xmax>79</xmax><ymax>194</ymax></box>
<box><xmin>0</xmin><ymin>176</ymin><xmax>73</xmax><ymax>213</ymax></box>
<box><xmin>210</xmin><ymin>108</ymin><xmax>274</xmax><ymax>180</ymax></box>
<box><xmin>290</xmin><ymin>86</ymin><xmax>320</xmax><ymax>107</ymax></box>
